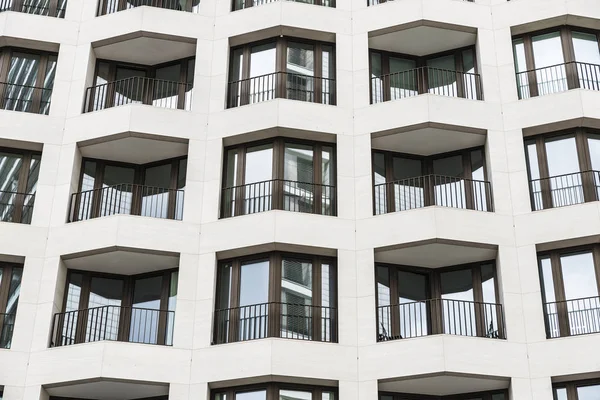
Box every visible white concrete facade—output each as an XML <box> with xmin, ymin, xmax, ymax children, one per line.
<box><xmin>0</xmin><ymin>0</ymin><xmax>599</xmax><ymax>399</ymax></box>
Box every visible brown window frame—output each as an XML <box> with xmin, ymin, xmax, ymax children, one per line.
<box><xmin>70</xmin><ymin>155</ymin><xmax>187</xmax><ymax>222</ymax></box>
<box><xmin>379</xmin><ymin>389</ymin><xmax>509</xmax><ymax>400</ymax></box>
<box><xmin>0</xmin><ymin>263</ymin><xmax>23</xmax><ymax>313</ymax></box>
<box><xmin>375</xmin><ymin>260</ymin><xmax>503</xmax><ymax>340</ymax></box>
<box><xmin>213</xmin><ymin>251</ymin><xmax>337</xmax><ymax>344</ymax></box>
<box><xmin>553</xmin><ymin>379</ymin><xmax>600</xmax><ymax>400</ymax></box>
<box><xmin>538</xmin><ymin>245</ymin><xmax>600</xmax><ymax>338</ymax></box>
<box><xmin>227</xmin><ymin>37</ymin><xmax>336</xmax><ymax>107</ymax></box>
<box><xmin>512</xmin><ymin>26</ymin><xmax>600</xmax><ymax>98</ymax></box>
<box><xmin>0</xmin><ymin>47</ymin><xmax>58</xmax><ymax>115</ymax></box>
<box><xmin>53</xmin><ymin>268</ymin><xmax>178</xmax><ymax>346</ymax></box>
<box><xmin>211</xmin><ymin>382</ymin><xmax>338</xmax><ymax>400</ymax></box>
<box><xmin>368</xmin><ymin>45</ymin><xmax>480</xmax><ymax>103</ymax></box>
<box><xmin>372</xmin><ymin>146</ymin><xmax>491</xmax><ymax>214</ymax></box>
<box><xmin>0</xmin><ymin>147</ymin><xmax>41</xmax><ymax>224</ymax></box>
<box><xmin>524</xmin><ymin>128</ymin><xmax>600</xmax><ymax>210</ymax></box>
<box><xmin>221</xmin><ymin>137</ymin><xmax>337</xmax><ymax>218</ymax></box>
<box><xmin>86</xmin><ymin>57</ymin><xmax>195</xmax><ymax>112</ymax></box>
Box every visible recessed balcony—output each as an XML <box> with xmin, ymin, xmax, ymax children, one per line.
<box><xmin>0</xmin><ymin>0</ymin><xmax>66</xmax><ymax>17</ymax></box>
<box><xmin>96</xmin><ymin>0</ymin><xmax>200</xmax><ymax>15</ymax></box>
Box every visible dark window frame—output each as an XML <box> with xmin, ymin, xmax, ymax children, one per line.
<box><xmin>378</xmin><ymin>389</ymin><xmax>509</xmax><ymax>400</ymax></box>
<box><xmin>524</xmin><ymin>127</ymin><xmax>600</xmax><ymax>210</ymax></box>
<box><xmin>0</xmin><ymin>147</ymin><xmax>41</xmax><ymax>224</ymax></box>
<box><xmin>375</xmin><ymin>260</ymin><xmax>502</xmax><ymax>340</ymax></box>
<box><xmin>55</xmin><ymin>268</ymin><xmax>178</xmax><ymax>346</ymax></box>
<box><xmin>512</xmin><ymin>26</ymin><xmax>600</xmax><ymax>98</ymax></box>
<box><xmin>211</xmin><ymin>382</ymin><xmax>338</xmax><ymax>400</ymax></box>
<box><xmin>221</xmin><ymin>137</ymin><xmax>337</xmax><ymax>217</ymax></box>
<box><xmin>227</xmin><ymin>37</ymin><xmax>336</xmax><ymax>107</ymax></box>
<box><xmin>0</xmin><ymin>47</ymin><xmax>58</xmax><ymax>115</ymax></box>
<box><xmin>368</xmin><ymin>45</ymin><xmax>480</xmax><ymax>103</ymax></box>
<box><xmin>538</xmin><ymin>245</ymin><xmax>600</xmax><ymax>338</ymax></box>
<box><xmin>553</xmin><ymin>378</ymin><xmax>600</xmax><ymax>400</ymax></box>
<box><xmin>213</xmin><ymin>251</ymin><xmax>338</xmax><ymax>344</ymax></box>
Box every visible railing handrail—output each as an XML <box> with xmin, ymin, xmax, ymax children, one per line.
<box><xmin>374</xmin><ymin>174</ymin><xmax>491</xmax><ymax>187</ymax></box>
<box><xmin>87</xmin><ymin>75</ymin><xmax>192</xmax><ymax>90</ymax></box>
<box><xmin>0</xmin><ymin>81</ymin><xmax>51</xmax><ymax>91</ymax></box>
<box><xmin>372</xmin><ymin>66</ymin><xmax>481</xmax><ymax>81</ymax></box>
<box><xmin>227</xmin><ymin>71</ymin><xmax>335</xmax><ymax>86</ymax></box>
<box><xmin>529</xmin><ymin>169</ymin><xmax>599</xmax><ymax>183</ymax></box>
<box><xmin>222</xmin><ymin>178</ymin><xmax>336</xmax><ymax>191</ymax></box>
<box><xmin>516</xmin><ymin>60</ymin><xmax>600</xmax><ymax>75</ymax></box>
<box><xmin>377</xmin><ymin>298</ymin><xmax>503</xmax><ymax>308</ymax></box>
<box><xmin>54</xmin><ymin>304</ymin><xmax>174</xmax><ymax>315</ymax></box>
<box><xmin>0</xmin><ymin>189</ymin><xmax>36</xmax><ymax>197</ymax></box>
<box><xmin>72</xmin><ymin>182</ymin><xmax>183</xmax><ymax>196</ymax></box>
<box><xmin>544</xmin><ymin>295</ymin><xmax>600</xmax><ymax>305</ymax></box>
<box><xmin>215</xmin><ymin>301</ymin><xmax>337</xmax><ymax>313</ymax></box>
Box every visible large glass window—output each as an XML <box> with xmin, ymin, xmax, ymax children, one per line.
<box><xmin>554</xmin><ymin>381</ymin><xmax>600</xmax><ymax>400</ymax></box>
<box><xmin>525</xmin><ymin>129</ymin><xmax>600</xmax><ymax>210</ymax></box>
<box><xmin>213</xmin><ymin>252</ymin><xmax>337</xmax><ymax>344</ymax></box>
<box><xmin>369</xmin><ymin>47</ymin><xmax>480</xmax><ymax>103</ymax></box>
<box><xmin>0</xmin><ymin>149</ymin><xmax>40</xmax><ymax>224</ymax></box>
<box><xmin>0</xmin><ymin>48</ymin><xmax>57</xmax><ymax>114</ymax></box>
<box><xmin>53</xmin><ymin>269</ymin><xmax>178</xmax><ymax>347</ymax></box>
<box><xmin>222</xmin><ymin>138</ymin><xmax>336</xmax><ymax>217</ymax></box>
<box><xmin>227</xmin><ymin>38</ymin><xmax>335</xmax><ymax>107</ymax></box>
<box><xmin>213</xmin><ymin>383</ymin><xmax>337</xmax><ymax>400</ymax></box>
<box><xmin>71</xmin><ymin>156</ymin><xmax>187</xmax><ymax>222</ymax></box>
<box><xmin>0</xmin><ymin>263</ymin><xmax>23</xmax><ymax>349</ymax></box>
<box><xmin>372</xmin><ymin>147</ymin><xmax>491</xmax><ymax>214</ymax></box>
<box><xmin>512</xmin><ymin>27</ymin><xmax>600</xmax><ymax>99</ymax></box>
<box><xmin>538</xmin><ymin>246</ymin><xmax>600</xmax><ymax>338</ymax></box>
<box><xmin>376</xmin><ymin>262</ymin><xmax>503</xmax><ymax>341</ymax></box>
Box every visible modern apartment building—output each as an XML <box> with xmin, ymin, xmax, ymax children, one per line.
<box><xmin>0</xmin><ymin>0</ymin><xmax>599</xmax><ymax>399</ymax></box>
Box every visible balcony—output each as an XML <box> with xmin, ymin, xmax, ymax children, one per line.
<box><xmin>227</xmin><ymin>72</ymin><xmax>336</xmax><ymax>108</ymax></box>
<box><xmin>221</xmin><ymin>179</ymin><xmax>336</xmax><ymax>218</ymax></box>
<box><xmin>374</xmin><ymin>174</ymin><xmax>493</xmax><ymax>215</ymax></box>
<box><xmin>529</xmin><ymin>170</ymin><xmax>600</xmax><ymax>211</ymax></box>
<box><xmin>51</xmin><ymin>305</ymin><xmax>175</xmax><ymax>347</ymax></box>
<box><xmin>0</xmin><ymin>313</ymin><xmax>15</xmax><ymax>349</ymax></box>
<box><xmin>516</xmin><ymin>61</ymin><xmax>600</xmax><ymax>99</ymax></box>
<box><xmin>377</xmin><ymin>298</ymin><xmax>505</xmax><ymax>342</ymax></box>
<box><xmin>0</xmin><ymin>191</ymin><xmax>35</xmax><ymax>224</ymax></box>
<box><xmin>544</xmin><ymin>296</ymin><xmax>600</xmax><ymax>339</ymax></box>
<box><xmin>69</xmin><ymin>183</ymin><xmax>184</xmax><ymax>222</ymax></box>
<box><xmin>370</xmin><ymin>66</ymin><xmax>482</xmax><ymax>104</ymax></box>
<box><xmin>96</xmin><ymin>0</ymin><xmax>200</xmax><ymax>15</ymax></box>
<box><xmin>84</xmin><ymin>76</ymin><xmax>193</xmax><ymax>113</ymax></box>
<box><xmin>213</xmin><ymin>302</ymin><xmax>337</xmax><ymax>344</ymax></box>
<box><xmin>0</xmin><ymin>0</ymin><xmax>66</xmax><ymax>17</ymax></box>
<box><xmin>0</xmin><ymin>81</ymin><xmax>53</xmax><ymax>115</ymax></box>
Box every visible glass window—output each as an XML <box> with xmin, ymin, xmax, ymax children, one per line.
<box><xmin>237</xmin><ymin>391</ymin><xmax>267</xmax><ymax>400</ymax></box>
<box><xmin>142</xmin><ymin>163</ymin><xmax>172</xmax><ymax>218</ymax></box>
<box><xmin>245</xmin><ymin>144</ymin><xmax>273</xmax><ymax>184</ymax></box>
<box><xmin>532</xmin><ymin>32</ymin><xmax>567</xmax><ymax>95</ymax></box>
<box><xmin>545</xmin><ymin>136</ymin><xmax>583</xmax><ymax>207</ymax></box>
<box><xmin>433</xmin><ymin>155</ymin><xmax>466</xmax><ymax>208</ymax></box>
<box><xmin>239</xmin><ymin>260</ymin><xmax>270</xmax><ymax>340</ymax></box>
<box><xmin>376</xmin><ymin>266</ymin><xmax>391</xmax><ymax>338</ymax></box>
<box><xmin>560</xmin><ymin>252</ymin><xmax>598</xmax><ymax>300</ymax></box>
<box><xmin>280</xmin><ymin>390</ymin><xmax>312</xmax><ymax>400</ymax></box>
<box><xmin>441</xmin><ymin>269</ymin><xmax>475</xmax><ymax>336</ymax></box>
<box><xmin>572</xmin><ymin>32</ymin><xmax>600</xmax><ymax>64</ymax></box>
<box><xmin>130</xmin><ymin>276</ymin><xmax>163</xmax><ymax>344</ymax></box>
<box><xmin>250</xmin><ymin>43</ymin><xmax>276</xmax><ymax>78</ymax></box>
<box><xmin>370</xmin><ymin>52</ymin><xmax>383</xmax><ymax>103</ymax></box>
<box><xmin>281</xmin><ymin>258</ymin><xmax>313</xmax><ymax>339</ymax></box>
<box><xmin>287</xmin><ymin>43</ymin><xmax>315</xmax><ymax>102</ymax></box>
<box><xmin>284</xmin><ymin>144</ymin><xmax>314</xmax><ymax>213</ymax></box>
<box><xmin>577</xmin><ymin>384</ymin><xmax>600</xmax><ymax>400</ymax></box>
<box><xmin>554</xmin><ymin>388</ymin><xmax>567</xmax><ymax>400</ymax></box>
<box><xmin>87</xmin><ymin>277</ymin><xmax>123</xmax><ymax>342</ymax></box>
<box><xmin>397</xmin><ymin>270</ymin><xmax>428</xmax><ymax>338</ymax></box>
<box><xmin>389</xmin><ymin>57</ymin><xmax>417</xmax><ymax>99</ymax></box>
<box><xmin>100</xmin><ymin>165</ymin><xmax>135</xmax><ymax>217</ymax></box>
<box><xmin>427</xmin><ymin>55</ymin><xmax>458</xmax><ymax>96</ymax></box>
<box><xmin>5</xmin><ymin>267</ymin><xmax>22</xmax><ymax>315</ymax></box>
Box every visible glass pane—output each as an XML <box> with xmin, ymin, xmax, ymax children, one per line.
<box><xmin>427</xmin><ymin>55</ymin><xmax>458</xmax><ymax>97</ymax></box>
<box><xmin>215</xmin><ymin>394</ymin><xmax>227</xmax><ymax>400</ymax></box>
<box><xmin>578</xmin><ymin>384</ymin><xmax>600</xmax><ymax>400</ymax></box>
<box><xmin>153</xmin><ymin>64</ymin><xmax>181</xmax><ymax>108</ymax></box>
<box><xmin>281</xmin><ymin>258</ymin><xmax>312</xmax><ymax>340</ymax></box>
<box><xmin>513</xmin><ymin>39</ymin><xmax>530</xmax><ymax>98</ymax></box>
<box><xmin>588</xmin><ymin>135</ymin><xmax>600</xmax><ymax>202</ymax></box>
<box><xmin>185</xmin><ymin>59</ymin><xmax>195</xmax><ymax>110</ymax></box>
<box><xmin>165</xmin><ymin>271</ymin><xmax>178</xmax><ymax>345</ymax></box>
<box><xmin>142</xmin><ymin>163</ymin><xmax>172</xmax><ymax>219</ymax></box>
<box><xmin>100</xmin><ymin>165</ymin><xmax>135</xmax><ymax>217</ymax></box>
<box><xmin>321</xmin><ymin>263</ymin><xmax>335</xmax><ymax>341</ymax></box>
<box><xmin>554</xmin><ymin>388</ymin><xmax>567</xmax><ymax>400</ymax></box>
<box><xmin>87</xmin><ymin>277</ymin><xmax>123</xmax><ymax>343</ymax></box>
<box><xmin>130</xmin><ymin>276</ymin><xmax>163</xmax><ymax>344</ymax></box>
<box><xmin>61</xmin><ymin>273</ymin><xmax>83</xmax><ymax>346</ymax></box>
<box><xmin>113</xmin><ymin>67</ymin><xmax>147</xmax><ymax>106</ymax></box>
<box><xmin>526</xmin><ymin>141</ymin><xmax>543</xmax><ymax>210</ymax></box>
<box><xmin>481</xmin><ymin>264</ymin><xmax>500</xmax><ymax>338</ymax></box>
<box><xmin>39</xmin><ymin>55</ymin><xmax>56</xmax><ymax>115</ymax></box>
<box><xmin>249</xmin><ymin>43</ymin><xmax>276</xmax><ymax>104</ymax></box>
<box><xmin>0</xmin><ymin>152</ymin><xmax>23</xmax><ymax>223</ymax></box>
<box><xmin>284</xmin><ymin>143</ymin><xmax>314</xmax><ymax>213</ymax></box>
<box><xmin>389</xmin><ymin>57</ymin><xmax>417</xmax><ymax>100</ymax></box>
<box><xmin>561</xmin><ymin>252</ymin><xmax>600</xmax><ymax>336</ymax></box>
<box><xmin>370</xmin><ymin>52</ymin><xmax>383</xmax><ymax>103</ymax></box>
<box><xmin>532</xmin><ymin>32</ymin><xmax>567</xmax><ymax>95</ymax></box>
<box><xmin>287</xmin><ymin>42</ymin><xmax>315</xmax><ymax>102</ymax></box>
<box><xmin>4</xmin><ymin>52</ymin><xmax>40</xmax><ymax>112</ymax></box>
<box><xmin>229</xmin><ymin>48</ymin><xmax>244</xmax><ymax>106</ymax></box>
<box><xmin>462</xmin><ymin>49</ymin><xmax>478</xmax><ymax>99</ymax></box>
<box><xmin>491</xmin><ymin>394</ymin><xmax>506</xmax><ymax>400</ymax></box>
<box><xmin>433</xmin><ymin>155</ymin><xmax>466</xmax><ymax>208</ymax></box>
<box><xmin>573</xmin><ymin>32</ymin><xmax>600</xmax><ymax>90</ymax></box>
<box><xmin>237</xmin><ymin>391</ymin><xmax>267</xmax><ymax>400</ymax></box>
<box><xmin>441</xmin><ymin>269</ymin><xmax>476</xmax><ymax>336</ymax></box>
<box><xmin>392</xmin><ymin>157</ymin><xmax>423</xmax><ymax>211</ymax></box>
<box><xmin>239</xmin><ymin>260</ymin><xmax>269</xmax><ymax>340</ymax></box>
<box><xmin>545</xmin><ymin>136</ymin><xmax>583</xmax><ymax>207</ymax></box>
<box><xmin>280</xmin><ymin>390</ymin><xmax>312</xmax><ymax>400</ymax></box>
<box><xmin>175</xmin><ymin>159</ymin><xmax>186</xmax><ymax>220</ymax></box>
<box><xmin>77</xmin><ymin>161</ymin><xmax>96</xmax><ymax>221</ymax></box>
<box><xmin>215</xmin><ymin>264</ymin><xmax>232</xmax><ymax>343</ymax></box>
<box><xmin>321</xmin><ymin>45</ymin><xmax>334</xmax><ymax>104</ymax></box>
<box><xmin>244</xmin><ymin>144</ymin><xmax>273</xmax><ymax>214</ymax></box>
<box><xmin>376</xmin><ymin>265</ymin><xmax>391</xmax><ymax>339</ymax></box>
<box><xmin>471</xmin><ymin>149</ymin><xmax>488</xmax><ymax>211</ymax></box>
<box><xmin>322</xmin><ymin>393</ymin><xmax>335</xmax><ymax>400</ymax></box>
<box><xmin>397</xmin><ymin>270</ymin><xmax>428</xmax><ymax>338</ymax></box>
<box><xmin>540</xmin><ymin>257</ymin><xmax>560</xmax><ymax>337</ymax></box>
<box><xmin>321</xmin><ymin>146</ymin><xmax>335</xmax><ymax>215</ymax></box>
<box><xmin>5</xmin><ymin>267</ymin><xmax>22</xmax><ymax>315</ymax></box>
<box><xmin>374</xmin><ymin>152</ymin><xmax>387</xmax><ymax>215</ymax></box>
<box><xmin>224</xmin><ymin>149</ymin><xmax>238</xmax><ymax>216</ymax></box>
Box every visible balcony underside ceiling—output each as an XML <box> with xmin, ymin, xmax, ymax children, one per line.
<box><xmin>45</xmin><ymin>378</ymin><xmax>168</xmax><ymax>400</ymax></box>
<box><xmin>379</xmin><ymin>372</ymin><xmax>509</xmax><ymax>396</ymax></box>
<box><xmin>62</xmin><ymin>247</ymin><xmax>180</xmax><ymax>275</ymax></box>
<box><xmin>93</xmin><ymin>33</ymin><xmax>196</xmax><ymax>65</ymax></box>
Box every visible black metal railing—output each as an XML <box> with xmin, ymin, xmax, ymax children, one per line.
<box><xmin>516</xmin><ymin>61</ymin><xmax>600</xmax><ymax>99</ymax></box>
<box><xmin>233</xmin><ymin>0</ymin><xmax>333</xmax><ymax>10</ymax></box>
<box><xmin>84</xmin><ymin>76</ymin><xmax>193</xmax><ymax>112</ymax></box>
<box><xmin>0</xmin><ymin>191</ymin><xmax>35</xmax><ymax>224</ymax></box>
<box><xmin>227</xmin><ymin>71</ymin><xmax>336</xmax><ymax>108</ymax></box>
<box><xmin>368</xmin><ymin>0</ymin><xmax>472</xmax><ymax>5</ymax></box>
<box><xmin>51</xmin><ymin>305</ymin><xmax>175</xmax><ymax>347</ymax></box>
<box><xmin>69</xmin><ymin>183</ymin><xmax>184</xmax><ymax>222</ymax></box>
<box><xmin>0</xmin><ymin>81</ymin><xmax>53</xmax><ymax>115</ymax></box>
<box><xmin>221</xmin><ymin>179</ymin><xmax>336</xmax><ymax>218</ymax></box>
<box><xmin>374</xmin><ymin>174</ymin><xmax>493</xmax><ymax>215</ymax></box>
<box><xmin>544</xmin><ymin>296</ymin><xmax>600</xmax><ymax>339</ymax></box>
<box><xmin>0</xmin><ymin>0</ymin><xmax>66</xmax><ymax>17</ymax></box>
<box><xmin>0</xmin><ymin>313</ymin><xmax>16</xmax><ymax>349</ymax></box>
<box><xmin>97</xmin><ymin>0</ymin><xmax>200</xmax><ymax>14</ymax></box>
<box><xmin>370</xmin><ymin>66</ymin><xmax>482</xmax><ymax>103</ymax></box>
<box><xmin>529</xmin><ymin>170</ymin><xmax>600</xmax><ymax>211</ymax></box>
<box><xmin>377</xmin><ymin>298</ymin><xmax>505</xmax><ymax>342</ymax></box>
<box><xmin>213</xmin><ymin>302</ymin><xmax>337</xmax><ymax>344</ymax></box>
